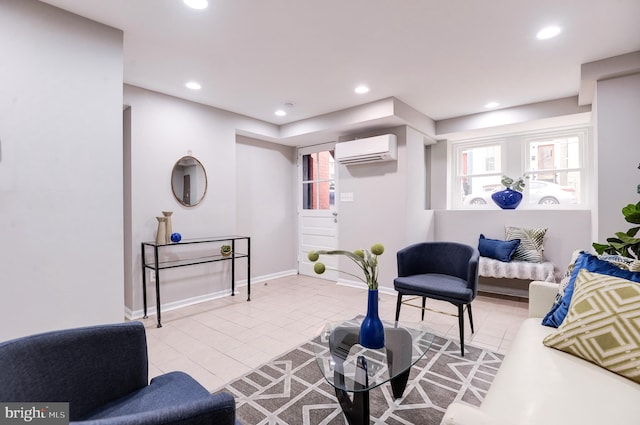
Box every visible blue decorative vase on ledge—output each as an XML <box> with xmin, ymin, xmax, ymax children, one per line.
<box><xmin>359</xmin><ymin>289</ymin><xmax>385</xmax><ymax>349</ymax></box>
<box><xmin>491</xmin><ymin>188</ymin><xmax>523</xmax><ymax>209</ymax></box>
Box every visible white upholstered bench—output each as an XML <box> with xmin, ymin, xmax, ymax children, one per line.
<box><xmin>479</xmin><ymin>256</ymin><xmax>556</xmax><ymax>282</ymax></box>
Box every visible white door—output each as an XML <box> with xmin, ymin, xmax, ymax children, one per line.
<box><xmin>298</xmin><ymin>143</ymin><xmax>339</xmax><ymax>281</ymax></box>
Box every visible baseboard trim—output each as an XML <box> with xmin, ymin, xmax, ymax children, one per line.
<box><xmin>247</xmin><ymin>269</ymin><xmax>298</xmax><ymax>285</ymax></box>
<box><xmin>126</xmin><ymin>288</ymin><xmax>232</xmax><ymax>320</ymax></box>
<box><xmin>336</xmin><ymin>279</ymin><xmax>397</xmax><ymax>297</ymax></box>
<box><xmin>125</xmin><ymin>269</ymin><xmax>299</xmax><ymax>320</ymax></box>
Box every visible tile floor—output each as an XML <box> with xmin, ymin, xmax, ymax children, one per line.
<box><xmin>140</xmin><ymin>274</ymin><xmax>529</xmax><ymax>392</ymax></box>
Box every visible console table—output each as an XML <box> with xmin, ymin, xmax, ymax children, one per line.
<box><xmin>141</xmin><ymin>236</ymin><xmax>250</xmax><ymax>327</ymax></box>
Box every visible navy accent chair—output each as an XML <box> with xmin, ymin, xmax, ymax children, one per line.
<box><xmin>0</xmin><ymin>322</ymin><xmax>239</xmax><ymax>425</ymax></box>
<box><xmin>394</xmin><ymin>242</ymin><xmax>479</xmax><ymax>356</ymax></box>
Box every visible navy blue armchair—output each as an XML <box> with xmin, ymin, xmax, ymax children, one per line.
<box><xmin>394</xmin><ymin>242</ymin><xmax>479</xmax><ymax>356</ymax></box>
<box><xmin>0</xmin><ymin>322</ymin><xmax>239</xmax><ymax>425</ymax></box>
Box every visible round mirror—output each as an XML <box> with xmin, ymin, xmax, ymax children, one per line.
<box><xmin>171</xmin><ymin>156</ymin><xmax>207</xmax><ymax>207</ymax></box>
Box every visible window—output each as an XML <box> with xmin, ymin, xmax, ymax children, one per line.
<box><xmin>451</xmin><ymin>127</ymin><xmax>589</xmax><ymax>209</ymax></box>
<box><xmin>301</xmin><ymin>151</ymin><xmax>335</xmax><ymax>210</ymax></box>
<box><xmin>523</xmin><ymin>130</ymin><xmax>585</xmax><ymax>206</ymax></box>
<box><xmin>454</xmin><ymin>140</ymin><xmax>505</xmax><ymax>205</ymax></box>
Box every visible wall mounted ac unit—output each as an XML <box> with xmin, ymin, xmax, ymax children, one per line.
<box><xmin>334</xmin><ymin>134</ymin><xmax>397</xmax><ymax>165</ymax></box>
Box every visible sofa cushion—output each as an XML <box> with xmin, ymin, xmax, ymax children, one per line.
<box><xmin>542</xmin><ymin>252</ymin><xmax>640</xmax><ymax>327</ymax></box>
<box><xmin>394</xmin><ymin>273</ymin><xmax>474</xmax><ymax>303</ymax></box>
<box><xmin>477</xmin><ymin>318</ymin><xmax>640</xmax><ymax>425</ymax></box>
<box><xmin>543</xmin><ymin>269</ymin><xmax>640</xmax><ymax>383</ymax></box>
<box><xmin>505</xmin><ymin>226</ymin><xmax>546</xmax><ymax>263</ymax></box>
<box><xmin>479</xmin><ymin>257</ymin><xmax>555</xmax><ymax>282</ymax></box>
<box><xmin>82</xmin><ymin>372</ymin><xmax>238</xmax><ymax>423</ymax></box>
<box><xmin>478</xmin><ymin>234</ymin><xmax>520</xmax><ymax>262</ymax></box>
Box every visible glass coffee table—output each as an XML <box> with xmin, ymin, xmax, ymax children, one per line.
<box><xmin>313</xmin><ymin>318</ymin><xmax>435</xmax><ymax>425</ymax></box>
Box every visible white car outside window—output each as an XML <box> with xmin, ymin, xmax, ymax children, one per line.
<box><xmin>463</xmin><ymin>181</ymin><xmax>576</xmax><ymax>205</ymax></box>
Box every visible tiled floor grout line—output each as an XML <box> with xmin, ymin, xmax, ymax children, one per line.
<box><xmin>139</xmin><ymin>274</ymin><xmax>529</xmax><ymax>391</ymax></box>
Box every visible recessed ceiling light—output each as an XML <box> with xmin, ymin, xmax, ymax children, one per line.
<box><xmin>185</xmin><ymin>81</ymin><xmax>202</xmax><ymax>90</ymax></box>
<box><xmin>536</xmin><ymin>26</ymin><xmax>561</xmax><ymax>40</ymax></box>
<box><xmin>275</xmin><ymin>102</ymin><xmax>294</xmax><ymax>117</ymax></box>
<box><xmin>354</xmin><ymin>85</ymin><xmax>370</xmax><ymax>94</ymax></box>
<box><xmin>183</xmin><ymin>0</ymin><xmax>208</xmax><ymax>10</ymax></box>
<box><xmin>485</xmin><ymin>101</ymin><xmax>500</xmax><ymax>108</ymax></box>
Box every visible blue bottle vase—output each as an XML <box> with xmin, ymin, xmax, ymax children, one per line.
<box><xmin>491</xmin><ymin>188</ymin><xmax>523</xmax><ymax>209</ymax></box>
<box><xmin>359</xmin><ymin>289</ymin><xmax>385</xmax><ymax>349</ymax></box>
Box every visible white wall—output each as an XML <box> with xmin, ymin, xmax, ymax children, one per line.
<box><xmin>430</xmin><ymin>139</ymin><xmax>449</xmax><ymax>210</ymax></box>
<box><xmin>594</xmin><ymin>73</ymin><xmax>640</xmax><ymax>243</ymax></box>
<box><xmin>124</xmin><ymin>107</ymin><xmax>133</xmax><ymax>310</ymax></box>
<box><xmin>236</xmin><ymin>136</ymin><xmax>297</xmax><ymax>279</ymax></box>
<box><xmin>124</xmin><ymin>85</ymin><xmax>234</xmax><ymax>317</ymax></box>
<box><xmin>434</xmin><ymin>210</ymin><xmax>592</xmax><ymax>271</ymax></box>
<box><xmin>336</xmin><ymin>126</ymin><xmax>434</xmax><ymax>292</ymax></box>
<box><xmin>123</xmin><ymin>85</ymin><xmax>288</xmax><ymax>317</ymax></box>
<box><xmin>0</xmin><ymin>0</ymin><xmax>124</xmax><ymax>340</ymax></box>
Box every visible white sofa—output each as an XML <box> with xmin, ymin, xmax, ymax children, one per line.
<box><xmin>441</xmin><ymin>280</ymin><xmax>640</xmax><ymax>425</ymax></box>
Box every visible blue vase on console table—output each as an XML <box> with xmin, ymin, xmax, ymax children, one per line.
<box><xmin>359</xmin><ymin>289</ymin><xmax>385</xmax><ymax>349</ymax></box>
<box><xmin>491</xmin><ymin>188</ymin><xmax>523</xmax><ymax>209</ymax></box>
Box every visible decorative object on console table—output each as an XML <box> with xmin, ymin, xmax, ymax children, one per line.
<box><xmin>171</xmin><ymin>232</ymin><xmax>182</xmax><ymax>243</ymax></box>
<box><xmin>155</xmin><ymin>216</ymin><xmax>167</xmax><ymax>245</ymax></box>
<box><xmin>308</xmin><ymin>243</ymin><xmax>386</xmax><ymax>349</ymax></box>
<box><xmin>141</xmin><ymin>236</ymin><xmax>251</xmax><ymax>327</ymax></box>
<box><xmin>491</xmin><ymin>175</ymin><xmax>527</xmax><ymax>209</ymax></box>
<box><xmin>162</xmin><ymin>211</ymin><xmax>173</xmax><ymax>244</ymax></box>
<box><xmin>220</xmin><ymin>244</ymin><xmax>232</xmax><ymax>257</ymax></box>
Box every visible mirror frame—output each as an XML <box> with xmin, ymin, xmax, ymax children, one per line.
<box><xmin>171</xmin><ymin>155</ymin><xmax>208</xmax><ymax>207</ymax></box>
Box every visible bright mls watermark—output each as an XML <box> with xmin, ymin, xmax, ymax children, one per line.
<box><xmin>0</xmin><ymin>403</ymin><xmax>68</xmax><ymax>425</ymax></box>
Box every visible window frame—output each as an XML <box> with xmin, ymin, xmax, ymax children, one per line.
<box><xmin>450</xmin><ymin>126</ymin><xmax>590</xmax><ymax>210</ymax></box>
<box><xmin>451</xmin><ymin>138</ymin><xmax>506</xmax><ymax>209</ymax></box>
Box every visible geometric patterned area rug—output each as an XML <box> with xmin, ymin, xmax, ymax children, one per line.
<box><xmin>214</xmin><ymin>335</ymin><xmax>503</xmax><ymax>424</ymax></box>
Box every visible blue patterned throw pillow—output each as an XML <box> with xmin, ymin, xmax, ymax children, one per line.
<box><xmin>478</xmin><ymin>234</ymin><xmax>520</xmax><ymax>262</ymax></box>
<box><xmin>542</xmin><ymin>252</ymin><xmax>640</xmax><ymax>327</ymax></box>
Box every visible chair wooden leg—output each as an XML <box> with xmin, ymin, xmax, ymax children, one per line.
<box><xmin>395</xmin><ymin>293</ymin><xmax>403</xmax><ymax>322</ymax></box>
<box><xmin>467</xmin><ymin>304</ymin><xmax>474</xmax><ymax>334</ymax></box>
<box><xmin>458</xmin><ymin>304</ymin><xmax>465</xmax><ymax>357</ymax></box>
<box><xmin>421</xmin><ymin>297</ymin><xmax>426</xmax><ymax>321</ymax></box>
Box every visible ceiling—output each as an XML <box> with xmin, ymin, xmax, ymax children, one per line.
<box><xmin>41</xmin><ymin>0</ymin><xmax>640</xmax><ymax>139</ymax></box>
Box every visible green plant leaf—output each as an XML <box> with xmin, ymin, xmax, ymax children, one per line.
<box><xmin>627</xmin><ymin>226</ymin><xmax>640</xmax><ymax>237</ymax></box>
<box><xmin>603</xmin><ymin>245</ymin><xmax>619</xmax><ymax>255</ymax></box>
<box><xmin>501</xmin><ymin>176</ymin><xmax>514</xmax><ymax>188</ymax></box>
<box><xmin>590</xmin><ymin>163</ymin><xmax>640</xmax><ymax>258</ymax></box>
<box><xmin>592</xmin><ymin>242</ymin><xmax>609</xmax><ymax>255</ymax></box>
<box><xmin>608</xmin><ymin>239</ymin><xmax>627</xmax><ymax>249</ymax></box>
<box><xmin>613</xmin><ymin>232</ymin><xmax>640</xmax><ymax>244</ymax></box>
<box><xmin>622</xmin><ymin>202</ymin><xmax>640</xmax><ymax>224</ymax></box>
<box><xmin>607</xmin><ymin>239</ymin><xmax>638</xmax><ymax>257</ymax></box>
